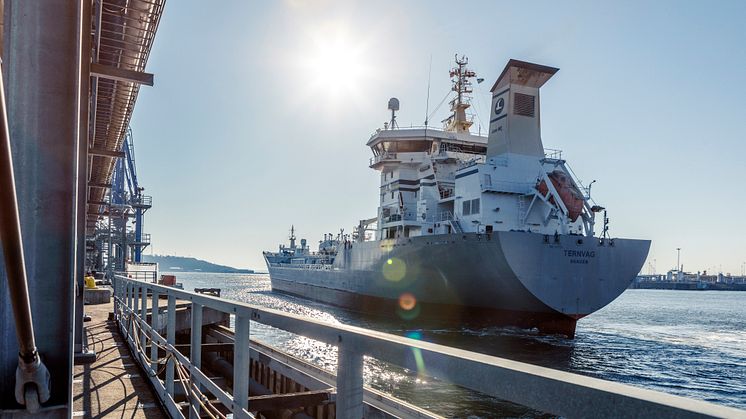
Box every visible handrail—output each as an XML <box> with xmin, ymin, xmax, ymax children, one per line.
<box><xmin>113</xmin><ymin>275</ymin><xmax>746</xmax><ymax>419</ymax></box>
<box><xmin>0</xmin><ymin>60</ymin><xmax>51</xmax><ymax>411</ymax></box>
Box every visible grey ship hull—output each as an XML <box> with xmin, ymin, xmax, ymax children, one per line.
<box><xmin>265</xmin><ymin>231</ymin><xmax>650</xmax><ymax>337</ymax></box>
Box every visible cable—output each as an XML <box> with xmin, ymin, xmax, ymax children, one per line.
<box><xmin>427</xmin><ymin>90</ymin><xmax>452</xmax><ymax>124</ymax></box>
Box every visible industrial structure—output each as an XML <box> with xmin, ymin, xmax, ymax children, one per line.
<box><xmin>0</xmin><ymin>0</ymin><xmax>164</xmax><ymax>415</ymax></box>
<box><xmin>90</xmin><ymin>128</ymin><xmax>153</xmax><ymax>278</ymax></box>
<box><xmin>0</xmin><ymin>1</ymin><xmax>745</xmax><ymax>418</ymax></box>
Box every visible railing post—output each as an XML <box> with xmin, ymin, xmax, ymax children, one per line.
<box><xmin>165</xmin><ymin>294</ymin><xmax>176</xmax><ymax>399</ymax></box>
<box><xmin>150</xmin><ymin>289</ymin><xmax>159</xmax><ymax>372</ymax></box>
<box><xmin>130</xmin><ymin>284</ymin><xmax>138</xmax><ymax>339</ymax></box>
<box><xmin>189</xmin><ymin>302</ymin><xmax>203</xmax><ymax>419</ymax></box>
<box><xmin>112</xmin><ymin>276</ymin><xmax>118</xmax><ymax>315</ymax></box>
<box><xmin>133</xmin><ymin>285</ymin><xmax>139</xmax><ymax>315</ymax></box>
<box><xmin>336</xmin><ymin>339</ymin><xmax>364</xmax><ymax>419</ymax></box>
<box><xmin>140</xmin><ymin>285</ymin><xmax>147</xmax><ymax>357</ymax></box>
<box><xmin>233</xmin><ymin>314</ymin><xmax>250</xmax><ymax>415</ymax></box>
<box><xmin>125</xmin><ymin>281</ymin><xmax>131</xmax><ymax>312</ymax></box>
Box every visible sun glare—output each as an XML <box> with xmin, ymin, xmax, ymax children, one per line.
<box><xmin>299</xmin><ymin>24</ymin><xmax>371</xmax><ymax>102</ymax></box>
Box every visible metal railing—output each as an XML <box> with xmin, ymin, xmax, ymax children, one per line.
<box><xmin>543</xmin><ymin>148</ymin><xmax>563</xmax><ymax>160</ymax></box>
<box><xmin>420</xmin><ymin>210</ymin><xmax>455</xmax><ymax>223</ymax></box>
<box><xmin>369</xmin><ymin>152</ymin><xmax>398</xmax><ymax>166</ymax></box>
<box><xmin>134</xmin><ymin>195</ymin><xmax>152</xmax><ymax>207</ymax></box>
<box><xmin>456</xmin><ymin>155</ymin><xmax>486</xmax><ymax>170</ymax></box>
<box><xmin>112</xmin><ymin>275</ymin><xmax>745</xmax><ymax>419</ymax></box>
<box><xmin>381</xmin><ymin>212</ymin><xmax>418</xmax><ymax>224</ymax></box>
<box><xmin>116</xmin><ymin>269</ymin><xmax>158</xmax><ymax>283</ymax></box>
<box><xmin>126</xmin><ymin>232</ymin><xmax>151</xmax><ymax>244</ymax></box>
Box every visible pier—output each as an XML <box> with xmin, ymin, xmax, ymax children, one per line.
<box><xmin>73</xmin><ymin>276</ymin><xmax>746</xmax><ymax>418</ymax></box>
<box><xmin>0</xmin><ymin>1</ymin><xmax>745</xmax><ymax>418</ymax></box>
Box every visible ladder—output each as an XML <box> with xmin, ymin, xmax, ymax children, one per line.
<box><xmin>517</xmin><ymin>197</ymin><xmax>526</xmax><ymax>225</ymax></box>
<box><xmin>450</xmin><ymin>220</ymin><xmax>464</xmax><ymax>234</ymax></box>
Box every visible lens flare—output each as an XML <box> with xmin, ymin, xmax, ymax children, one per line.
<box><xmin>382</xmin><ymin>257</ymin><xmax>406</xmax><ymax>282</ymax></box>
<box><xmin>398</xmin><ymin>292</ymin><xmax>416</xmax><ymax>311</ymax></box>
<box><xmin>406</xmin><ymin>332</ymin><xmax>426</xmax><ymax>375</ymax></box>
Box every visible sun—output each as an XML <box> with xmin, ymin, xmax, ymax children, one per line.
<box><xmin>299</xmin><ymin>24</ymin><xmax>371</xmax><ymax>101</ymax></box>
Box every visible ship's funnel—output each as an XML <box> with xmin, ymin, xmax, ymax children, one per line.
<box><xmin>487</xmin><ymin>59</ymin><xmax>558</xmax><ymax>158</ymax></box>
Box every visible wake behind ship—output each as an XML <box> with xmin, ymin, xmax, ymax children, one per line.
<box><xmin>263</xmin><ymin>57</ymin><xmax>650</xmax><ymax>338</ymax></box>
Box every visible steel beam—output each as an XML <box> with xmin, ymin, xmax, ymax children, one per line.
<box><xmin>90</xmin><ymin>62</ymin><xmax>154</xmax><ymax>86</ymax></box>
<box><xmin>73</xmin><ymin>0</ymin><xmax>91</xmax><ymax>368</ymax></box>
<box><xmin>88</xmin><ymin>182</ymin><xmax>111</xmax><ymax>189</ymax></box>
<box><xmin>88</xmin><ymin>148</ymin><xmax>124</xmax><ymax>158</ymax></box>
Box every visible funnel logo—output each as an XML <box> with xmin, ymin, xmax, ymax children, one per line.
<box><xmin>494</xmin><ymin>97</ymin><xmax>505</xmax><ymax>115</ymax></box>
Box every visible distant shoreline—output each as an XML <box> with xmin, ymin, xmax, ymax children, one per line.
<box><xmin>143</xmin><ymin>254</ymin><xmax>257</xmax><ymax>275</ymax></box>
<box><xmin>630</xmin><ymin>281</ymin><xmax>746</xmax><ymax>291</ymax></box>
<box><xmin>161</xmin><ymin>270</ymin><xmax>267</xmax><ymax>275</ymax></box>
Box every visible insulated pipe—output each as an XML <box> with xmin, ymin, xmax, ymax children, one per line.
<box><xmin>0</xmin><ymin>60</ymin><xmax>50</xmax><ymax>410</ymax></box>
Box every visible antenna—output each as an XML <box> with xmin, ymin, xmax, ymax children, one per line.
<box><xmin>443</xmin><ymin>54</ymin><xmax>477</xmax><ymax>133</ymax></box>
<box><xmin>388</xmin><ymin>97</ymin><xmax>399</xmax><ymax>129</ymax></box>
<box><xmin>424</xmin><ymin>54</ymin><xmax>432</xmax><ymax>127</ymax></box>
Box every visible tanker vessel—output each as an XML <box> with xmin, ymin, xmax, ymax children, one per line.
<box><xmin>263</xmin><ymin>57</ymin><xmax>650</xmax><ymax>337</ymax></box>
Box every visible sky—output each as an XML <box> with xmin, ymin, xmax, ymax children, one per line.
<box><xmin>131</xmin><ymin>0</ymin><xmax>746</xmax><ymax>274</ymax></box>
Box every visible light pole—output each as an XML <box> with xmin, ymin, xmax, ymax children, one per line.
<box><xmin>676</xmin><ymin>248</ymin><xmax>681</xmax><ymax>273</ymax></box>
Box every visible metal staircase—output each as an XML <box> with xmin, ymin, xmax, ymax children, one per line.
<box><xmin>450</xmin><ymin>219</ymin><xmax>464</xmax><ymax>234</ymax></box>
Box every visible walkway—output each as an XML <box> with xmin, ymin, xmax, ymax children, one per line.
<box><xmin>72</xmin><ymin>296</ymin><xmax>166</xmax><ymax>418</ymax></box>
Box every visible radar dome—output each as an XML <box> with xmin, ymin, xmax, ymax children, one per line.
<box><xmin>388</xmin><ymin>97</ymin><xmax>400</xmax><ymax>111</ymax></box>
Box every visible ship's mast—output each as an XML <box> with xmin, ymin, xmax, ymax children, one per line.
<box><xmin>289</xmin><ymin>225</ymin><xmax>296</xmax><ymax>250</ymax></box>
<box><xmin>443</xmin><ymin>54</ymin><xmax>476</xmax><ymax>133</ymax></box>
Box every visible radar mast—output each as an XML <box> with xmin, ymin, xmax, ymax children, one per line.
<box><xmin>443</xmin><ymin>54</ymin><xmax>476</xmax><ymax>133</ymax></box>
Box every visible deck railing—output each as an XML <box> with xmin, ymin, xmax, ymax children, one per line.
<box><xmin>112</xmin><ymin>275</ymin><xmax>746</xmax><ymax>419</ymax></box>
<box><xmin>369</xmin><ymin>152</ymin><xmax>398</xmax><ymax>166</ymax></box>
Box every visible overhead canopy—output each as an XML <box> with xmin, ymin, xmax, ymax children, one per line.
<box><xmin>490</xmin><ymin>59</ymin><xmax>559</xmax><ymax>92</ymax></box>
<box><xmin>86</xmin><ymin>0</ymin><xmax>165</xmax><ymax>235</ymax></box>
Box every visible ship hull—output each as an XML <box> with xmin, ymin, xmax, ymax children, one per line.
<box><xmin>265</xmin><ymin>231</ymin><xmax>650</xmax><ymax>338</ymax></box>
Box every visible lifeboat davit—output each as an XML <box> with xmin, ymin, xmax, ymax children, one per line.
<box><xmin>536</xmin><ymin>170</ymin><xmax>584</xmax><ymax>221</ymax></box>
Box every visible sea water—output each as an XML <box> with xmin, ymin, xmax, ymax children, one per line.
<box><xmin>171</xmin><ymin>272</ymin><xmax>746</xmax><ymax>417</ymax></box>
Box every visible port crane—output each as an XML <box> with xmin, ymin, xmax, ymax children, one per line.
<box><xmin>91</xmin><ymin>128</ymin><xmax>152</xmax><ymax>276</ymax></box>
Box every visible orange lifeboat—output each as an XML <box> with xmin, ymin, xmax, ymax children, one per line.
<box><xmin>536</xmin><ymin>170</ymin><xmax>584</xmax><ymax>221</ymax></box>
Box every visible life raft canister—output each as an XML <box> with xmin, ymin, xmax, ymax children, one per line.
<box><xmin>536</xmin><ymin>170</ymin><xmax>584</xmax><ymax>222</ymax></box>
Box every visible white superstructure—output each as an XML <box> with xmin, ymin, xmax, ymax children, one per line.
<box><xmin>368</xmin><ymin>57</ymin><xmax>601</xmax><ymax>242</ymax></box>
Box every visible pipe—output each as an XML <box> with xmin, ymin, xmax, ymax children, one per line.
<box><xmin>0</xmin><ymin>59</ymin><xmax>50</xmax><ymax>410</ymax></box>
